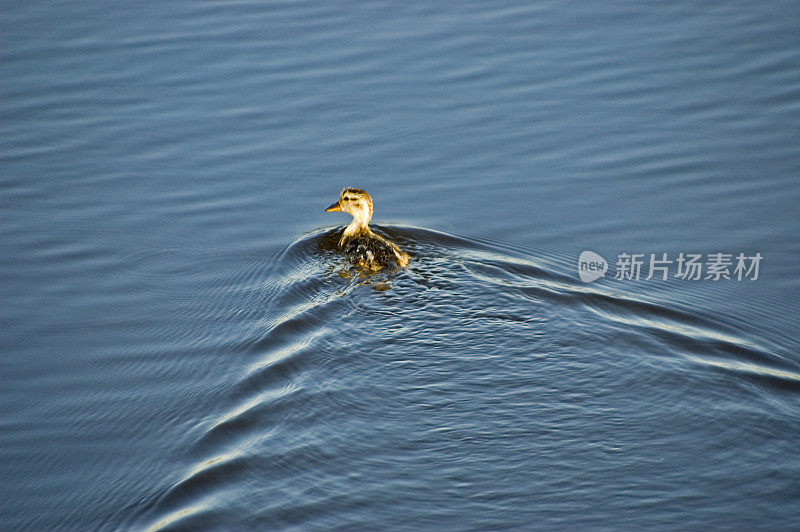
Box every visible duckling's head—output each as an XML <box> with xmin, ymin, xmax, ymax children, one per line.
<box><xmin>325</xmin><ymin>187</ymin><xmax>374</xmax><ymax>231</ymax></box>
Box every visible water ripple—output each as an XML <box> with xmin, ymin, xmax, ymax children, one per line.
<box><xmin>137</xmin><ymin>224</ymin><xmax>796</xmax><ymax>529</ymax></box>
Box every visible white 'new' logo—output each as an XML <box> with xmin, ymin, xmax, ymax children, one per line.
<box><xmin>578</xmin><ymin>251</ymin><xmax>608</xmax><ymax>282</ymax></box>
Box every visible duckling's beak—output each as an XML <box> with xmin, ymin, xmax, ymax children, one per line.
<box><xmin>325</xmin><ymin>200</ymin><xmax>342</xmax><ymax>212</ymax></box>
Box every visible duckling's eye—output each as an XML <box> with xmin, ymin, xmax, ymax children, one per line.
<box><xmin>343</xmin><ymin>197</ymin><xmax>352</xmax><ymax>201</ymax></box>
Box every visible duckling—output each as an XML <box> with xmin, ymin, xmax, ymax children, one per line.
<box><xmin>325</xmin><ymin>188</ymin><xmax>410</xmax><ymax>271</ymax></box>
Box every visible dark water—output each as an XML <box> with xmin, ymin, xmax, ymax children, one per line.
<box><xmin>2</xmin><ymin>1</ymin><xmax>799</xmax><ymax>529</ymax></box>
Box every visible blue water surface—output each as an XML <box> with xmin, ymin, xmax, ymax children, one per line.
<box><xmin>2</xmin><ymin>1</ymin><xmax>799</xmax><ymax>529</ymax></box>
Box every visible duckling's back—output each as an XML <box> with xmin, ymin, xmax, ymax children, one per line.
<box><xmin>344</xmin><ymin>234</ymin><xmax>410</xmax><ymax>271</ymax></box>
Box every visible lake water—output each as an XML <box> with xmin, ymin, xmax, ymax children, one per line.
<box><xmin>2</xmin><ymin>1</ymin><xmax>799</xmax><ymax>529</ymax></box>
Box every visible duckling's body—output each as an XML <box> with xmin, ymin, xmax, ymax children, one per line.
<box><xmin>325</xmin><ymin>188</ymin><xmax>410</xmax><ymax>271</ymax></box>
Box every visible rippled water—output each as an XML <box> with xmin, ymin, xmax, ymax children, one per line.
<box><xmin>2</xmin><ymin>1</ymin><xmax>799</xmax><ymax>530</ymax></box>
